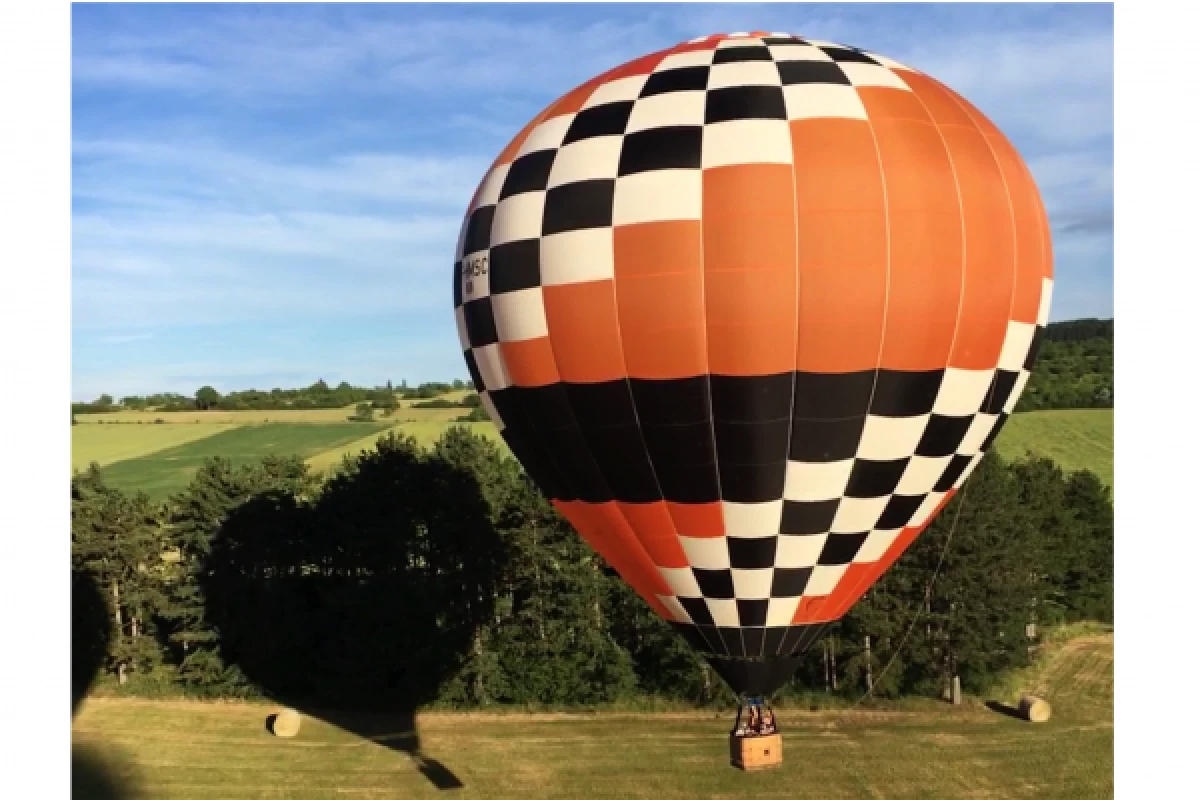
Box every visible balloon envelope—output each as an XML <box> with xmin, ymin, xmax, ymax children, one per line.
<box><xmin>452</xmin><ymin>32</ymin><xmax>1052</xmax><ymax>696</ymax></box>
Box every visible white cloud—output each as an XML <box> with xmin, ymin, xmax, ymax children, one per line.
<box><xmin>69</xmin><ymin>0</ymin><xmax>1113</xmax><ymax>394</ymax></box>
<box><xmin>96</xmin><ymin>332</ymin><xmax>155</xmax><ymax>345</ymax></box>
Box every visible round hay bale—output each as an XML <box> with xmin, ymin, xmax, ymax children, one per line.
<box><xmin>1017</xmin><ymin>695</ymin><xmax>1051</xmax><ymax>722</ymax></box>
<box><xmin>268</xmin><ymin>708</ymin><xmax>303</xmax><ymax>738</ymax></box>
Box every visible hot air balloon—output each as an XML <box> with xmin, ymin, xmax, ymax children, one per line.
<box><xmin>452</xmin><ymin>31</ymin><xmax>1052</xmax><ymax>759</ymax></box>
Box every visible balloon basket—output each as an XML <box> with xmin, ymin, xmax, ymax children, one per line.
<box><xmin>729</xmin><ymin>731</ymin><xmax>783</xmax><ymax>771</ymax></box>
<box><xmin>729</xmin><ymin>697</ymin><xmax>783</xmax><ymax>770</ymax></box>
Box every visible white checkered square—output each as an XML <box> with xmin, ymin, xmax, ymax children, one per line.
<box><xmin>858</xmin><ymin>414</ymin><xmax>930</xmax><ymax>461</ymax></box>
<box><xmin>460</xmin><ymin>258</ymin><xmax>491</xmax><ymax>303</ymax></box>
<box><xmin>831</xmin><ymin>496</ymin><xmax>889</xmax><ymax>534</ymax></box>
<box><xmin>613</xmin><ymin>170</ymin><xmax>703</xmax><ymax>224</ymax></box>
<box><xmin>840</xmin><ymin>62</ymin><xmax>911</xmax><ymax>90</ymax></box>
<box><xmin>627</xmin><ymin>90</ymin><xmax>707</xmax><ymax>132</ymax></box>
<box><xmin>896</xmin><ymin>455</ymin><xmax>953</xmax><ymax>495</ymax></box>
<box><xmin>766</xmin><ymin>596</ymin><xmax>801</xmax><ymax>626</ymax></box>
<box><xmin>769</xmin><ymin>44</ymin><xmax>834</xmax><ymax>62</ymax></box>
<box><xmin>584</xmin><ymin>74</ymin><xmax>648</xmax><ymax>108</ymax></box>
<box><xmin>933</xmin><ymin>368</ymin><xmax>996</xmax><ymax>416</ymax></box>
<box><xmin>491</xmin><ymin>192</ymin><xmax>545</xmax><ymax>245</ymax></box>
<box><xmin>540</xmin><ymin>228</ymin><xmax>615</xmax><ymax>285</ymax></box>
<box><xmin>804</xmin><ymin>564</ymin><xmax>849</xmax><ymax>596</ymax></box>
<box><xmin>784</xmin><ymin>83</ymin><xmax>868</xmax><ymax>120</ymax></box>
<box><xmin>515</xmin><ymin>113</ymin><xmax>574</xmax><ymax>158</ymax></box>
<box><xmin>680</xmin><ymin>536</ymin><xmax>730</xmax><ymax>569</ymax></box>
<box><xmin>473</xmin><ymin>343</ymin><xmax>511</xmax><ymax>392</ymax></box>
<box><xmin>703</xmin><ymin>118</ymin><xmax>793</xmax><ymax>168</ymax></box>
<box><xmin>657</xmin><ymin>49</ymin><xmax>715</xmax><ymax>70</ymax></box>
<box><xmin>708</xmin><ymin>60</ymin><xmax>782</xmax><ymax>89</ymax></box>
<box><xmin>548</xmin><ymin>137</ymin><xmax>623</xmax><ymax>188</ymax></box>
<box><xmin>997</xmin><ymin>320</ymin><xmax>1038</xmax><ymax>371</ymax></box>
<box><xmin>473</xmin><ymin>163</ymin><xmax>510</xmax><ymax>211</ymax></box>
<box><xmin>492</xmin><ymin>288</ymin><xmax>548</xmax><ymax>343</ymax></box>
<box><xmin>854</xmin><ymin>527</ymin><xmax>903</xmax><ymax>563</ymax></box>
<box><xmin>776</xmin><ymin>533</ymin><xmax>827</xmax><ymax>569</ymax></box>
<box><xmin>784</xmin><ymin>459</ymin><xmax>854</xmax><ymax>502</ymax></box>
<box><xmin>706</xmin><ymin>598</ymin><xmax>740</xmax><ymax>627</ymax></box>
<box><xmin>723</xmin><ymin>500</ymin><xmax>783</xmax><ymax>539</ymax></box>
<box><xmin>454</xmin><ymin>305</ymin><xmax>470</xmax><ymax>350</ymax></box>
<box><xmin>659</xmin><ymin>566</ymin><xmax>703</xmax><ymax>598</ymax></box>
<box><xmin>1038</xmin><ymin>278</ymin><xmax>1054</xmax><ymax>326</ymax></box>
<box><xmin>731</xmin><ymin>568</ymin><xmax>774</xmax><ymax>599</ymax></box>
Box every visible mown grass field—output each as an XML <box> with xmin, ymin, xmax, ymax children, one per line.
<box><xmin>73</xmin><ymin>405</ymin><xmax>1113</xmax><ymax>499</ymax></box>
<box><xmin>71</xmin><ymin>630</ymin><xmax>1113</xmax><ymax>800</ymax></box>
<box><xmin>71</xmin><ymin>423</ymin><xmax>240</xmax><ymax>471</ymax></box>
<box><xmin>95</xmin><ymin>423</ymin><xmax>391</xmax><ymax>500</ymax></box>
<box><xmin>993</xmin><ymin>409</ymin><xmax>1114</xmax><ymax>486</ymax></box>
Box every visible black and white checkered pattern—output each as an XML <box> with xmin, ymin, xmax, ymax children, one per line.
<box><xmin>452</xmin><ymin>33</ymin><xmax>1053</xmax><ymax>658</ymax></box>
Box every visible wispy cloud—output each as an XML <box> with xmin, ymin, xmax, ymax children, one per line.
<box><xmin>96</xmin><ymin>332</ymin><xmax>155</xmax><ymax>345</ymax></box>
<box><xmin>71</xmin><ymin>2</ymin><xmax>1113</xmax><ymax>393</ymax></box>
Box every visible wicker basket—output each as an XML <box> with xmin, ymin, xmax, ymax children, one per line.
<box><xmin>730</xmin><ymin>732</ymin><xmax>783</xmax><ymax>770</ymax></box>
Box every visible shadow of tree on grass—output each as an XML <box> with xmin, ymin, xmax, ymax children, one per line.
<box><xmin>73</xmin><ymin>569</ymin><xmax>141</xmax><ymax>799</ymax></box>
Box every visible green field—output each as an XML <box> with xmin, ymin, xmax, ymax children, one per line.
<box><xmin>96</xmin><ymin>423</ymin><xmax>391</xmax><ymax>500</ymax></box>
<box><xmin>993</xmin><ymin>409</ymin><xmax>1114</xmax><ymax>486</ymax></box>
<box><xmin>71</xmin><ymin>423</ymin><xmax>240</xmax><ymax>471</ymax></box>
<box><xmin>71</xmin><ymin>630</ymin><xmax>1113</xmax><ymax>800</ymax></box>
<box><xmin>74</xmin><ymin>405</ymin><xmax>1113</xmax><ymax>501</ymax></box>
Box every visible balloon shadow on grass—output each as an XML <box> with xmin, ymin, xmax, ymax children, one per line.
<box><xmin>200</xmin><ymin>440</ymin><xmax>504</xmax><ymax>791</ymax></box>
<box><xmin>73</xmin><ymin>569</ymin><xmax>140</xmax><ymax>799</ymax></box>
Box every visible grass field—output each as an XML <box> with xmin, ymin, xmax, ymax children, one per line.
<box><xmin>993</xmin><ymin>409</ymin><xmax>1114</xmax><ymax>486</ymax></box>
<box><xmin>72</xmin><ymin>406</ymin><xmax>365</xmax><ymax>425</ymax></box>
<box><xmin>71</xmin><ymin>630</ymin><xmax>1113</xmax><ymax>799</ymax></box>
<box><xmin>96</xmin><ymin>423</ymin><xmax>390</xmax><ymax>500</ymax></box>
<box><xmin>74</xmin><ymin>404</ymin><xmax>1113</xmax><ymax>500</ymax></box>
<box><xmin>71</xmin><ymin>423</ymin><xmax>239</xmax><ymax>471</ymax></box>
<box><xmin>302</xmin><ymin>423</ymin><xmax>406</xmax><ymax>475</ymax></box>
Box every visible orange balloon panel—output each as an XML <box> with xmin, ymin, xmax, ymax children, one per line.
<box><xmin>452</xmin><ymin>32</ymin><xmax>1052</xmax><ymax>696</ymax></box>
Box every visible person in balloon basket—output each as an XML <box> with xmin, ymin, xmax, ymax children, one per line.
<box><xmin>734</xmin><ymin>705</ymin><xmax>777</xmax><ymax>738</ymax></box>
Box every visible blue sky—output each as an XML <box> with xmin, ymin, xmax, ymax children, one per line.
<box><xmin>71</xmin><ymin>2</ymin><xmax>1114</xmax><ymax>402</ymax></box>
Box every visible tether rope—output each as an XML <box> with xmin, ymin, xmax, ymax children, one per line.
<box><xmin>852</xmin><ymin>482</ymin><xmax>971</xmax><ymax>707</ymax></box>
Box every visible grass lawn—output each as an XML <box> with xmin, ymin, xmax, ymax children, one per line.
<box><xmin>72</xmin><ymin>632</ymin><xmax>1112</xmax><ymax>799</ymax></box>
<box><xmin>304</xmin><ymin>423</ymin><xmax>406</xmax><ymax>475</ymax></box>
<box><xmin>98</xmin><ymin>423</ymin><xmax>390</xmax><ymax>500</ymax></box>
<box><xmin>993</xmin><ymin>409</ymin><xmax>1114</xmax><ymax>486</ymax></box>
<box><xmin>74</xmin><ymin>406</ymin><xmax>368</xmax><ymax>425</ymax></box>
<box><xmin>72</xmin><ymin>423</ymin><xmax>238</xmax><ymax>472</ymax></box>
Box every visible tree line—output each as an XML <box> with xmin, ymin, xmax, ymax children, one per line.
<box><xmin>71</xmin><ymin>379</ymin><xmax>471</xmax><ymax>415</ymax></box>
<box><xmin>73</xmin><ymin>319</ymin><xmax>1113</xmax><ymax>418</ymax></box>
<box><xmin>1015</xmin><ymin>318</ymin><xmax>1113</xmax><ymax>411</ymax></box>
<box><xmin>72</xmin><ymin>425</ymin><xmax>1113</xmax><ymax>711</ymax></box>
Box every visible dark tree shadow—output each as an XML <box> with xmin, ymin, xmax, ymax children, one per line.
<box><xmin>200</xmin><ymin>443</ymin><xmax>503</xmax><ymax>791</ymax></box>
<box><xmin>73</xmin><ymin>569</ymin><xmax>110</xmax><ymax>714</ymax></box>
<box><xmin>73</xmin><ymin>569</ymin><xmax>140</xmax><ymax>799</ymax></box>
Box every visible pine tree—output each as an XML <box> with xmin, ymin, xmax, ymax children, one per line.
<box><xmin>162</xmin><ymin>455</ymin><xmax>316</xmax><ymax>690</ymax></box>
<box><xmin>71</xmin><ymin>465</ymin><xmax>168</xmax><ymax>685</ymax></box>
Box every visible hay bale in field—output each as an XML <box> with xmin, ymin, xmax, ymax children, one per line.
<box><xmin>268</xmin><ymin>708</ymin><xmax>303</xmax><ymax>738</ymax></box>
<box><xmin>1017</xmin><ymin>695</ymin><xmax>1052</xmax><ymax>722</ymax></box>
